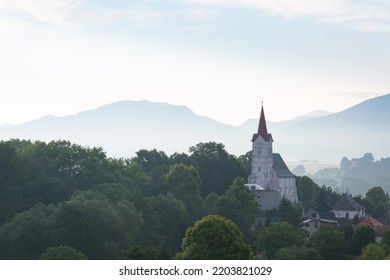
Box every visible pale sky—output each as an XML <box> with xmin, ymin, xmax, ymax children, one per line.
<box><xmin>1</xmin><ymin>0</ymin><xmax>389</xmax><ymax>126</ymax></box>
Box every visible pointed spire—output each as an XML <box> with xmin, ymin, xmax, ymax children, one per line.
<box><xmin>252</xmin><ymin>102</ymin><xmax>273</xmax><ymax>142</ymax></box>
<box><xmin>257</xmin><ymin>103</ymin><xmax>269</xmax><ymax>138</ymax></box>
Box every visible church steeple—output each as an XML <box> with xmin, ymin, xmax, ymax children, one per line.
<box><xmin>252</xmin><ymin>103</ymin><xmax>273</xmax><ymax>142</ymax></box>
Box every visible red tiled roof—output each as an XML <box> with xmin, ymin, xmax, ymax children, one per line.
<box><xmin>358</xmin><ymin>216</ymin><xmax>383</xmax><ymax>227</ymax></box>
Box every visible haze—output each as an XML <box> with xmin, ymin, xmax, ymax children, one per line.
<box><xmin>1</xmin><ymin>0</ymin><xmax>390</xmax><ymax>126</ymax></box>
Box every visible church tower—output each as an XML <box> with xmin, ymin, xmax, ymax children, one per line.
<box><xmin>248</xmin><ymin>104</ymin><xmax>274</xmax><ymax>190</ymax></box>
<box><xmin>247</xmin><ymin>103</ymin><xmax>299</xmax><ymax>207</ymax></box>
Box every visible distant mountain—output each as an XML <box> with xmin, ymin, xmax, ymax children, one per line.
<box><xmin>239</xmin><ymin>110</ymin><xmax>332</xmax><ymax>133</ymax></box>
<box><xmin>0</xmin><ymin>101</ymin><xmax>250</xmax><ymax>158</ymax></box>
<box><xmin>270</xmin><ymin>93</ymin><xmax>390</xmax><ymax>161</ymax></box>
<box><xmin>1</xmin><ymin>94</ymin><xmax>389</xmax><ymax>161</ymax></box>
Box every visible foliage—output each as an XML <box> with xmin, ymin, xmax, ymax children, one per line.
<box><xmin>188</xmin><ymin>142</ymin><xmax>246</xmax><ymax>196</ymax></box>
<box><xmin>275</xmin><ymin>246</ymin><xmax>322</xmax><ymax>260</ymax></box>
<box><xmin>351</xmin><ymin>226</ymin><xmax>376</xmax><ymax>255</ymax></box>
<box><xmin>1</xmin><ymin>139</ymin><xmax>375</xmax><ymax>261</ymax></box>
<box><xmin>361</xmin><ymin>243</ymin><xmax>387</xmax><ymax>260</ymax></box>
<box><xmin>363</xmin><ymin>186</ymin><xmax>388</xmax><ymax>218</ymax></box>
<box><xmin>310</xmin><ymin>224</ymin><xmax>348</xmax><ymax>259</ymax></box>
<box><xmin>0</xmin><ymin>203</ymin><xmax>57</xmax><ymax>260</ymax></box>
<box><xmin>278</xmin><ymin>198</ymin><xmax>301</xmax><ymax>226</ymax></box>
<box><xmin>39</xmin><ymin>246</ymin><xmax>88</xmax><ymax>260</ymax></box>
<box><xmin>296</xmin><ymin>176</ymin><xmax>316</xmax><ymax>209</ymax></box>
<box><xmin>208</xmin><ymin>177</ymin><xmax>258</xmax><ymax>243</ymax></box>
<box><xmin>256</xmin><ymin>222</ymin><xmax>306</xmax><ymax>259</ymax></box>
<box><xmin>176</xmin><ymin>215</ymin><xmax>253</xmax><ymax>260</ymax></box>
<box><xmin>124</xmin><ymin>244</ymin><xmax>169</xmax><ymax>260</ymax></box>
<box><xmin>165</xmin><ymin>163</ymin><xmax>205</xmax><ymax>219</ymax></box>
<box><xmin>381</xmin><ymin>230</ymin><xmax>390</xmax><ymax>254</ymax></box>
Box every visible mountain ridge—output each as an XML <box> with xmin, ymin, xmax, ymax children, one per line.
<box><xmin>1</xmin><ymin>94</ymin><xmax>389</xmax><ymax>160</ymax></box>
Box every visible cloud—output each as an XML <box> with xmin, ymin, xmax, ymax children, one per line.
<box><xmin>80</xmin><ymin>7</ymin><xmax>165</xmax><ymax>27</ymax></box>
<box><xmin>177</xmin><ymin>0</ymin><xmax>390</xmax><ymax>30</ymax></box>
<box><xmin>358</xmin><ymin>21</ymin><xmax>390</xmax><ymax>32</ymax></box>
<box><xmin>0</xmin><ymin>0</ymin><xmax>79</xmax><ymax>24</ymax></box>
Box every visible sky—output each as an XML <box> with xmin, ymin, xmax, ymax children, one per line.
<box><xmin>1</xmin><ymin>0</ymin><xmax>390</xmax><ymax>126</ymax></box>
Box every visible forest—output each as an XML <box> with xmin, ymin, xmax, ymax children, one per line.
<box><xmin>0</xmin><ymin>139</ymin><xmax>389</xmax><ymax>260</ymax></box>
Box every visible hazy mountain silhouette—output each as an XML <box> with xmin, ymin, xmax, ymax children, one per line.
<box><xmin>270</xmin><ymin>93</ymin><xmax>390</xmax><ymax>161</ymax></box>
<box><xmin>0</xmin><ymin>101</ymin><xmax>250</xmax><ymax>158</ymax></box>
<box><xmin>1</xmin><ymin>94</ymin><xmax>389</xmax><ymax>160</ymax></box>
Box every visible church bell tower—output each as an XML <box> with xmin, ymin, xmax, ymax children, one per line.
<box><xmin>248</xmin><ymin>104</ymin><xmax>274</xmax><ymax>189</ymax></box>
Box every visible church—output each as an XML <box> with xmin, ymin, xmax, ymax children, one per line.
<box><xmin>246</xmin><ymin>104</ymin><xmax>299</xmax><ymax>210</ymax></box>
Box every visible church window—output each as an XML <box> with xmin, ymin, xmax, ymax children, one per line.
<box><xmin>258</xmin><ymin>167</ymin><xmax>261</xmax><ymax>172</ymax></box>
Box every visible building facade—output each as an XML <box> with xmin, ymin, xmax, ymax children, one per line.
<box><xmin>247</xmin><ymin>104</ymin><xmax>298</xmax><ymax>209</ymax></box>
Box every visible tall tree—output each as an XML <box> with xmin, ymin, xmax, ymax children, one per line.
<box><xmin>165</xmin><ymin>163</ymin><xmax>205</xmax><ymax>219</ymax></box>
<box><xmin>296</xmin><ymin>176</ymin><xmax>316</xmax><ymax>210</ymax></box>
<box><xmin>256</xmin><ymin>222</ymin><xmax>306</xmax><ymax>259</ymax></box>
<box><xmin>278</xmin><ymin>198</ymin><xmax>301</xmax><ymax>226</ymax></box>
<box><xmin>211</xmin><ymin>177</ymin><xmax>258</xmax><ymax>242</ymax></box>
<box><xmin>364</xmin><ymin>186</ymin><xmax>388</xmax><ymax>218</ymax></box>
<box><xmin>310</xmin><ymin>224</ymin><xmax>348</xmax><ymax>260</ymax></box>
<box><xmin>188</xmin><ymin>142</ymin><xmax>246</xmax><ymax>196</ymax></box>
<box><xmin>176</xmin><ymin>215</ymin><xmax>253</xmax><ymax>260</ymax></box>
<box><xmin>351</xmin><ymin>226</ymin><xmax>376</xmax><ymax>255</ymax></box>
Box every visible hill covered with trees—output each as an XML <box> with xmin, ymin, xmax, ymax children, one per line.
<box><xmin>1</xmin><ymin>139</ymin><xmax>389</xmax><ymax>260</ymax></box>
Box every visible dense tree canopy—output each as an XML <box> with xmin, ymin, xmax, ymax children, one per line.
<box><xmin>256</xmin><ymin>222</ymin><xmax>306</xmax><ymax>259</ymax></box>
<box><xmin>176</xmin><ymin>215</ymin><xmax>253</xmax><ymax>260</ymax></box>
<box><xmin>39</xmin><ymin>246</ymin><xmax>88</xmax><ymax>260</ymax></box>
<box><xmin>1</xmin><ymin>139</ymin><xmax>387</xmax><ymax>260</ymax></box>
<box><xmin>310</xmin><ymin>224</ymin><xmax>348</xmax><ymax>260</ymax></box>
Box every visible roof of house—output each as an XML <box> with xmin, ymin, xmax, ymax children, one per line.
<box><xmin>300</xmin><ymin>218</ymin><xmax>338</xmax><ymax>225</ymax></box>
<box><xmin>378</xmin><ymin>218</ymin><xmax>390</xmax><ymax>226</ymax></box>
<box><xmin>272</xmin><ymin>153</ymin><xmax>295</xmax><ymax>178</ymax></box>
<box><xmin>357</xmin><ymin>216</ymin><xmax>384</xmax><ymax>227</ymax></box>
<box><xmin>331</xmin><ymin>195</ymin><xmax>366</xmax><ymax>211</ymax></box>
<box><xmin>252</xmin><ymin>104</ymin><xmax>273</xmax><ymax>142</ymax></box>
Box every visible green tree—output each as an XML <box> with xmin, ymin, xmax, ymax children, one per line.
<box><xmin>296</xmin><ymin>176</ymin><xmax>316</xmax><ymax>209</ymax></box>
<box><xmin>124</xmin><ymin>245</ymin><xmax>162</xmax><ymax>260</ymax></box>
<box><xmin>210</xmin><ymin>178</ymin><xmax>258</xmax><ymax>242</ymax></box>
<box><xmin>364</xmin><ymin>186</ymin><xmax>388</xmax><ymax>218</ymax></box>
<box><xmin>39</xmin><ymin>246</ymin><xmax>88</xmax><ymax>260</ymax></box>
<box><xmin>310</xmin><ymin>224</ymin><xmax>348</xmax><ymax>259</ymax></box>
<box><xmin>381</xmin><ymin>230</ymin><xmax>390</xmax><ymax>254</ymax></box>
<box><xmin>0</xmin><ymin>203</ymin><xmax>57</xmax><ymax>260</ymax></box>
<box><xmin>165</xmin><ymin>163</ymin><xmax>205</xmax><ymax>219</ymax></box>
<box><xmin>315</xmin><ymin>187</ymin><xmax>330</xmax><ymax>212</ymax></box>
<box><xmin>278</xmin><ymin>198</ymin><xmax>301</xmax><ymax>226</ymax></box>
<box><xmin>361</xmin><ymin>243</ymin><xmax>387</xmax><ymax>260</ymax></box>
<box><xmin>256</xmin><ymin>222</ymin><xmax>306</xmax><ymax>259</ymax></box>
<box><xmin>54</xmin><ymin>197</ymin><xmax>143</xmax><ymax>259</ymax></box>
<box><xmin>351</xmin><ymin>226</ymin><xmax>376</xmax><ymax>255</ymax></box>
<box><xmin>0</xmin><ymin>141</ymin><xmax>24</xmax><ymax>224</ymax></box>
<box><xmin>188</xmin><ymin>142</ymin><xmax>246</xmax><ymax>196</ymax></box>
<box><xmin>176</xmin><ymin>215</ymin><xmax>253</xmax><ymax>260</ymax></box>
<box><xmin>275</xmin><ymin>246</ymin><xmax>322</xmax><ymax>260</ymax></box>
<box><xmin>147</xmin><ymin>193</ymin><xmax>190</xmax><ymax>252</ymax></box>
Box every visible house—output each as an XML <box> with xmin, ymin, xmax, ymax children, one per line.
<box><xmin>300</xmin><ymin>210</ymin><xmax>338</xmax><ymax>237</ymax></box>
<box><xmin>330</xmin><ymin>195</ymin><xmax>366</xmax><ymax>220</ymax></box>
<box><xmin>355</xmin><ymin>216</ymin><xmax>390</xmax><ymax>242</ymax></box>
<box><xmin>246</xmin><ymin>104</ymin><xmax>298</xmax><ymax>210</ymax></box>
